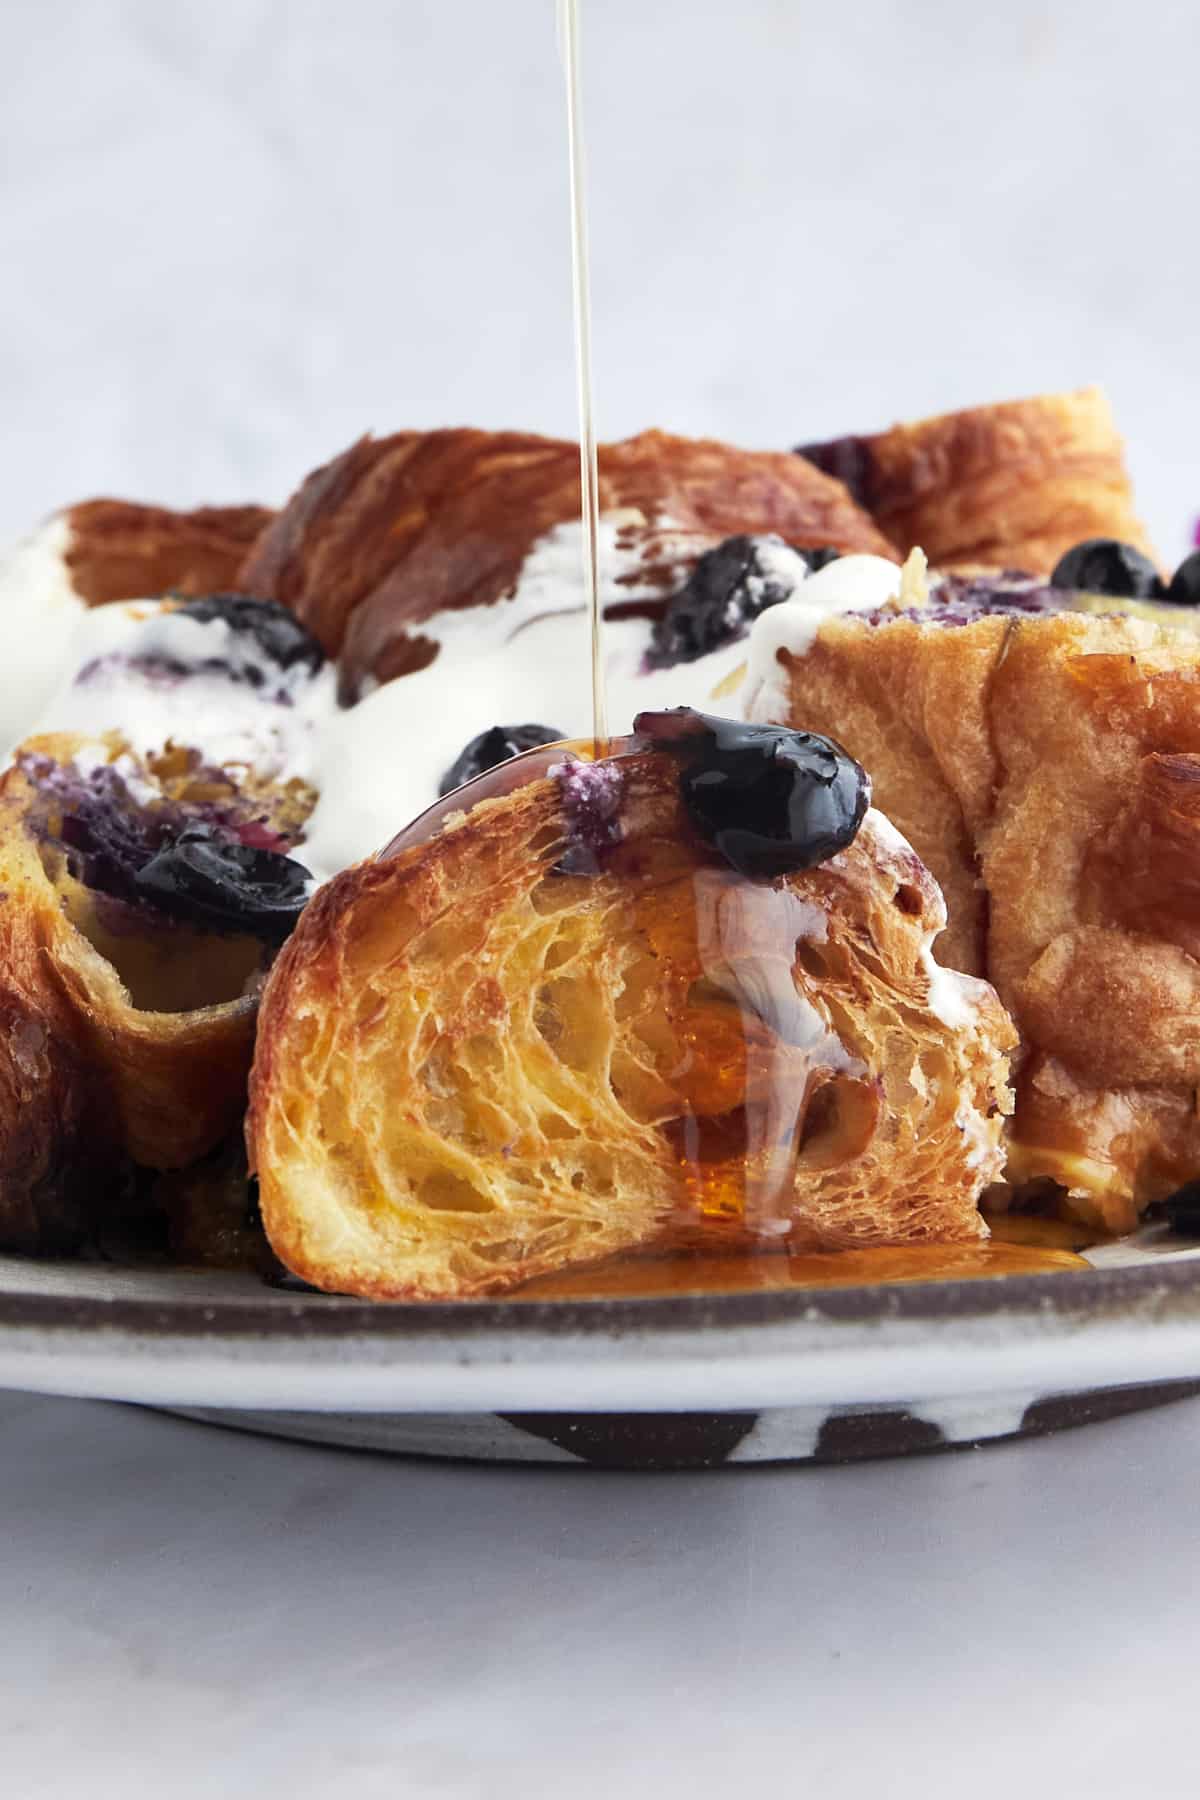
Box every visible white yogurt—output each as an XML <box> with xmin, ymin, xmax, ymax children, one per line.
<box><xmin>28</xmin><ymin>599</ymin><xmax>337</xmax><ymax>784</ymax></box>
<box><xmin>0</xmin><ymin>515</ymin><xmax>88</xmax><ymax>748</ymax></box>
<box><xmin>741</xmin><ymin>554</ymin><xmax>904</xmax><ymax>722</ymax></box>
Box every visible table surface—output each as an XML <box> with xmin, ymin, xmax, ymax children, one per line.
<box><xmin>3</xmin><ymin>1387</ymin><xmax>1199</xmax><ymax>1800</ymax></box>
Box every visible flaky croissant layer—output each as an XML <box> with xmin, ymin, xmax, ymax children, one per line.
<box><xmin>754</xmin><ymin>603</ymin><xmax>1200</xmax><ymax>1228</ymax></box>
<box><xmin>248</xmin><ymin>753</ymin><xmax>1015</xmax><ymax>1300</ymax></box>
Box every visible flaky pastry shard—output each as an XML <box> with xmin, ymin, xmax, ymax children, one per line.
<box><xmin>236</xmin><ymin>426</ymin><xmax>896</xmax><ymax>697</ymax></box>
<box><xmin>248</xmin><ymin>757</ymin><xmax>1014</xmax><ymax>1299</ymax></box>
<box><xmin>798</xmin><ymin>386</ymin><xmax>1153</xmax><ymax>574</ymax></box>
<box><xmin>757</xmin><ymin>607</ymin><xmax>1200</xmax><ymax>1229</ymax></box>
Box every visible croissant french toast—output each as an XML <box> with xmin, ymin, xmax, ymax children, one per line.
<box><xmin>0</xmin><ymin>594</ymin><xmax>333</xmax><ymax>1253</ymax></box>
<box><xmin>797</xmin><ymin>386</ymin><xmax>1153</xmax><ymax>574</ymax></box>
<box><xmin>738</xmin><ymin>566</ymin><xmax>1200</xmax><ymax>1231</ymax></box>
<box><xmin>248</xmin><ymin>713</ymin><xmax>1015</xmax><ymax>1299</ymax></box>
<box><xmin>236</xmin><ymin>426</ymin><xmax>895</xmax><ymax>699</ymax></box>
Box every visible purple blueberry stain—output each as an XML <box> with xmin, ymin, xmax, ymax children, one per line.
<box><xmin>17</xmin><ymin>752</ymin><xmax>311</xmax><ymax>943</ymax></box>
<box><xmin>551</xmin><ymin>758</ymin><xmax>626</xmax><ymax>874</ymax></box>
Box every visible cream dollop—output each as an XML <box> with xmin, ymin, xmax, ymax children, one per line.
<box><xmin>27</xmin><ymin>599</ymin><xmax>337</xmax><ymax>784</ymax></box>
<box><xmin>741</xmin><ymin>554</ymin><xmax>903</xmax><ymax>722</ymax></box>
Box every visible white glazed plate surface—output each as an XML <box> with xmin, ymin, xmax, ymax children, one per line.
<box><xmin>2</xmin><ymin>1226</ymin><xmax>1200</xmax><ymax>1422</ymax></box>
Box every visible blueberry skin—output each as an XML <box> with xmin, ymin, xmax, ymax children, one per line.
<box><xmin>1164</xmin><ymin>1181</ymin><xmax>1200</xmax><ymax>1235</ymax></box>
<box><xmin>439</xmin><ymin>724</ymin><xmax>566</xmax><ymax>797</ymax></box>
<box><xmin>635</xmin><ymin>708</ymin><xmax>870</xmax><ymax>880</ymax></box>
<box><xmin>1049</xmin><ymin>539</ymin><xmax>1165</xmax><ymax>600</ymax></box>
<box><xmin>177</xmin><ymin>594</ymin><xmax>326</xmax><ymax>675</ymax></box>
<box><xmin>648</xmin><ymin>535</ymin><xmax>813</xmax><ymax>668</ymax></box>
<box><xmin>135</xmin><ymin>825</ymin><xmax>313</xmax><ymax>943</ymax></box>
<box><xmin>803</xmin><ymin>547</ymin><xmax>843</xmax><ymax>573</ymax></box>
<box><xmin>1167</xmin><ymin>552</ymin><xmax>1200</xmax><ymax>606</ymax></box>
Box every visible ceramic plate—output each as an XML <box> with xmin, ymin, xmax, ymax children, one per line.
<box><xmin>4</xmin><ymin>1229</ymin><xmax>1200</xmax><ymax>1466</ymax></box>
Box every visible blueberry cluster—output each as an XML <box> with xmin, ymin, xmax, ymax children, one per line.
<box><xmin>1050</xmin><ymin>538</ymin><xmax>1200</xmax><ymax>604</ymax></box>
<box><xmin>22</xmin><ymin>754</ymin><xmax>311</xmax><ymax>944</ymax></box>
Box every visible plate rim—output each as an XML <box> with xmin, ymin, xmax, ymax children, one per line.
<box><xmin>2</xmin><ymin>1250</ymin><xmax>1200</xmax><ymax>1339</ymax></box>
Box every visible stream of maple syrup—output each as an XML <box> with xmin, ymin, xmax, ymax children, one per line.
<box><xmin>559</xmin><ymin>0</ymin><xmax>607</xmax><ymax>752</ymax></box>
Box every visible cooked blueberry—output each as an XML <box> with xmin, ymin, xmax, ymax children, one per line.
<box><xmin>1163</xmin><ymin>1181</ymin><xmax>1200</xmax><ymax>1235</ymax></box>
<box><xmin>635</xmin><ymin>708</ymin><xmax>870</xmax><ymax>879</ymax></box>
<box><xmin>647</xmin><ymin>535</ymin><xmax>808</xmax><ymax>668</ymax></box>
<box><xmin>1049</xmin><ymin>539</ymin><xmax>1165</xmax><ymax>599</ymax></box>
<box><xmin>803</xmin><ymin>546</ymin><xmax>842</xmax><ymax>573</ymax></box>
<box><xmin>439</xmin><ymin>723</ymin><xmax>566</xmax><ymax>796</ymax></box>
<box><xmin>21</xmin><ymin>755</ymin><xmax>171</xmax><ymax>905</ymax></box>
<box><xmin>1167</xmin><ymin>552</ymin><xmax>1200</xmax><ymax>606</ymax></box>
<box><xmin>135</xmin><ymin>824</ymin><xmax>312</xmax><ymax>942</ymax></box>
<box><xmin>177</xmin><ymin>594</ymin><xmax>326</xmax><ymax>675</ymax></box>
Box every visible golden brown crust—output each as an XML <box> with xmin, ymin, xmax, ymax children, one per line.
<box><xmin>64</xmin><ymin>499</ymin><xmax>274</xmax><ymax>606</ymax></box>
<box><xmin>248</xmin><ymin>766</ymin><xmax>1015</xmax><ymax>1300</ymax></box>
<box><xmin>237</xmin><ymin>427</ymin><xmax>896</xmax><ymax>696</ymax></box>
<box><xmin>769</xmin><ymin>612</ymin><xmax>1008</xmax><ymax>977</ymax></box>
<box><xmin>0</xmin><ymin>893</ymin><xmax>119</xmax><ymax>1253</ymax></box>
<box><xmin>770</xmin><ymin>609</ymin><xmax>1200</xmax><ymax>1227</ymax></box>
<box><xmin>0</xmin><ymin>744</ymin><xmax>271</xmax><ymax>1249</ymax></box>
<box><xmin>799</xmin><ymin>387</ymin><xmax>1153</xmax><ymax>574</ymax></box>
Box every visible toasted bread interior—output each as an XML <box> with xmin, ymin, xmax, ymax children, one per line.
<box><xmin>42</xmin><ymin>850</ymin><xmax>264</xmax><ymax>1013</ymax></box>
<box><xmin>250</xmin><ymin>757</ymin><xmax>1015</xmax><ymax>1299</ymax></box>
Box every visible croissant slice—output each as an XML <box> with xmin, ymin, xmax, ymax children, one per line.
<box><xmin>248</xmin><ymin>723</ymin><xmax>1015</xmax><ymax>1300</ymax></box>
<box><xmin>0</xmin><ymin>594</ymin><xmax>334</xmax><ymax>1252</ymax></box>
<box><xmin>743</xmin><ymin>576</ymin><xmax>1200</xmax><ymax>1229</ymax></box>
<box><xmin>237</xmin><ymin>426</ymin><xmax>896</xmax><ymax>698</ymax></box>
<box><xmin>797</xmin><ymin>386</ymin><xmax>1153</xmax><ymax>574</ymax></box>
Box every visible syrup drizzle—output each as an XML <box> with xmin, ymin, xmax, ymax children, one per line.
<box><xmin>558</xmin><ymin>0</ymin><xmax>607</xmax><ymax>752</ymax></box>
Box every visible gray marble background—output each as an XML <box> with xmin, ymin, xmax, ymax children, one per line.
<box><xmin>2</xmin><ymin>0</ymin><xmax>1195</xmax><ymax>556</ymax></box>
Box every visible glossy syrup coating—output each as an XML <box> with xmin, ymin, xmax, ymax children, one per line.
<box><xmin>249</xmin><ymin>734</ymin><xmax>1014</xmax><ymax>1300</ymax></box>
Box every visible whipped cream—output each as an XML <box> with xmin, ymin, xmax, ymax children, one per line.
<box><xmin>27</xmin><ymin>600</ymin><xmax>337</xmax><ymax>785</ymax></box>
<box><xmin>0</xmin><ymin>515</ymin><xmax>88</xmax><ymax>748</ymax></box>
<box><xmin>741</xmin><ymin>554</ymin><xmax>904</xmax><ymax>722</ymax></box>
<box><xmin>301</xmin><ymin>542</ymin><xmax>920</xmax><ymax>877</ymax></box>
<box><xmin>298</xmin><ymin>514</ymin><xmax>745</xmax><ymax>879</ymax></box>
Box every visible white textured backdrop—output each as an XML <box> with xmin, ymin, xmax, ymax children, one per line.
<box><xmin>1</xmin><ymin>0</ymin><xmax>1196</xmax><ymax>555</ymax></box>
